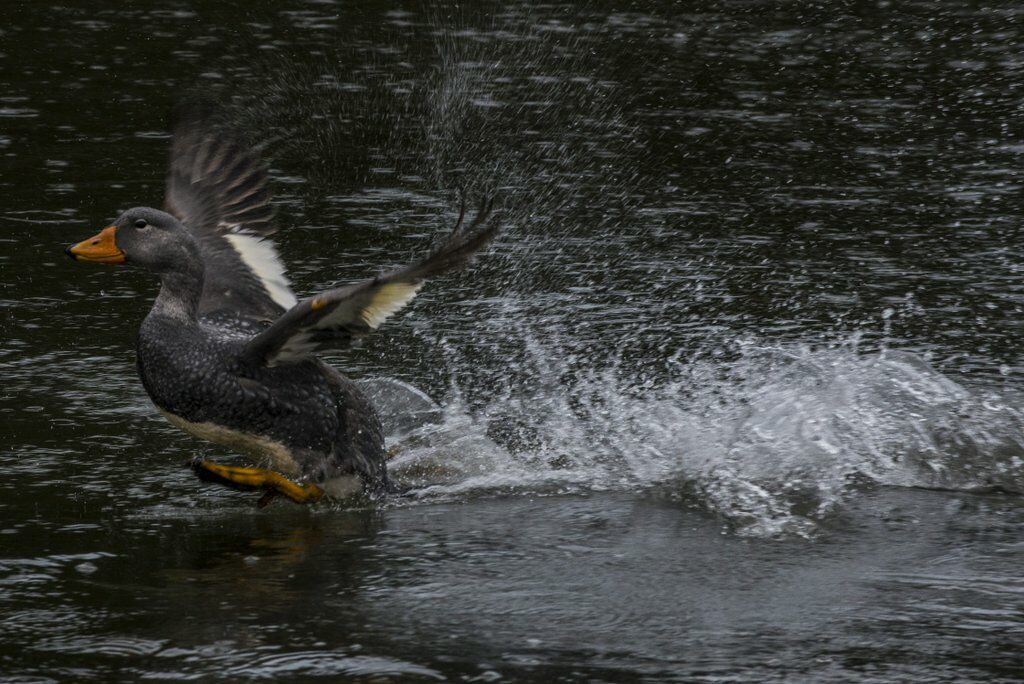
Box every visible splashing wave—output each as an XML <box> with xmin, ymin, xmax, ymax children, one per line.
<box><xmin>376</xmin><ymin>340</ymin><xmax>1024</xmax><ymax>538</ymax></box>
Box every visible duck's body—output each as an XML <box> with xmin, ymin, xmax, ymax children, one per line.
<box><xmin>138</xmin><ymin>311</ymin><xmax>384</xmax><ymax>495</ymax></box>
<box><xmin>67</xmin><ymin>109</ymin><xmax>497</xmax><ymax>504</ymax></box>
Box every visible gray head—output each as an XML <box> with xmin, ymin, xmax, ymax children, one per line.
<box><xmin>67</xmin><ymin>206</ymin><xmax>200</xmax><ymax>274</ymax></box>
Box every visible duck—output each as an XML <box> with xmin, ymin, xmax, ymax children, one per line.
<box><xmin>66</xmin><ymin>108</ymin><xmax>499</xmax><ymax>507</ymax></box>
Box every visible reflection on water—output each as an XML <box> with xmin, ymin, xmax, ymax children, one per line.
<box><xmin>2</xmin><ymin>492</ymin><xmax>1022</xmax><ymax>681</ymax></box>
<box><xmin>2</xmin><ymin>0</ymin><xmax>1024</xmax><ymax>681</ymax></box>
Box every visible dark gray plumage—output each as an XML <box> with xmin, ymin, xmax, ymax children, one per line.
<box><xmin>67</xmin><ymin>112</ymin><xmax>499</xmax><ymax>501</ymax></box>
<box><xmin>164</xmin><ymin>111</ymin><xmax>287</xmax><ymax>321</ymax></box>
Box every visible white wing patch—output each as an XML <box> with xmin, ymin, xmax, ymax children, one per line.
<box><xmin>267</xmin><ymin>282</ymin><xmax>424</xmax><ymax>366</ymax></box>
<box><xmin>224</xmin><ymin>231</ymin><xmax>298</xmax><ymax>310</ymax></box>
<box><xmin>358</xmin><ymin>282</ymin><xmax>423</xmax><ymax>328</ymax></box>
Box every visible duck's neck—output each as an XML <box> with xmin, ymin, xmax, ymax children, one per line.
<box><xmin>151</xmin><ymin>265</ymin><xmax>204</xmax><ymax>324</ymax></box>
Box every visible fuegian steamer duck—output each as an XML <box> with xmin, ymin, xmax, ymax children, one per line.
<box><xmin>66</xmin><ymin>110</ymin><xmax>499</xmax><ymax>507</ymax></box>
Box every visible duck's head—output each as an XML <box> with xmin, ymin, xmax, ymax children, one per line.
<box><xmin>66</xmin><ymin>207</ymin><xmax>198</xmax><ymax>274</ymax></box>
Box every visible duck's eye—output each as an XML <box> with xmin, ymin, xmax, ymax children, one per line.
<box><xmin>134</xmin><ymin>219</ymin><xmax>148</xmax><ymax>229</ymax></box>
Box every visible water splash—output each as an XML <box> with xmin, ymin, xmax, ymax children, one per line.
<box><xmin>379</xmin><ymin>336</ymin><xmax>1024</xmax><ymax>539</ymax></box>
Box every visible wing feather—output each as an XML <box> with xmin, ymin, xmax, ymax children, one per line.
<box><xmin>242</xmin><ymin>198</ymin><xmax>499</xmax><ymax>367</ymax></box>
<box><xmin>164</xmin><ymin>105</ymin><xmax>295</xmax><ymax>320</ymax></box>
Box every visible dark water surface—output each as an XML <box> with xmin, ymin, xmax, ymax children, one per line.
<box><xmin>3</xmin><ymin>1</ymin><xmax>1024</xmax><ymax>681</ymax></box>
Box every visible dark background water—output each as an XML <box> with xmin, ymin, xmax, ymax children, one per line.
<box><xmin>2</xmin><ymin>1</ymin><xmax>1024</xmax><ymax>681</ymax></box>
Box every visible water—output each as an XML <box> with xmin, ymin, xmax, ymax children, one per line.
<box><xmin>3</xmin><ymin>1</ymin><xmax>1024</xmax><ymax>680</ymax></box>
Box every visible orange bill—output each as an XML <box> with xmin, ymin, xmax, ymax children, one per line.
<box><xmin>66</xmin><ymin>226</ymin><xmax>126</xmax><ymax>264</ymax></box>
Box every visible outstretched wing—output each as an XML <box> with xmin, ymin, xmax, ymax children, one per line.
<box><xmin>242</xmin><ymin>199</ymin><xmax>499</xmax><ymax>367</ymax></box>
<box><xmin>164</xmin><ymin>107</ymin><xmax>297</xmax><ymax>321</ymax></box>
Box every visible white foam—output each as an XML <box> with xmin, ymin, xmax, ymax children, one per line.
<box><xmin>378</xmin><ymin>339</ymin><xmax>1024</xmax><ymax>539</ymax></box>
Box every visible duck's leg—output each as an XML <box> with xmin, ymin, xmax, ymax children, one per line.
<box><xmin>189</xmin><ymin>459</ymin><xmax>324</xmax><ymax>505</ymax></box>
